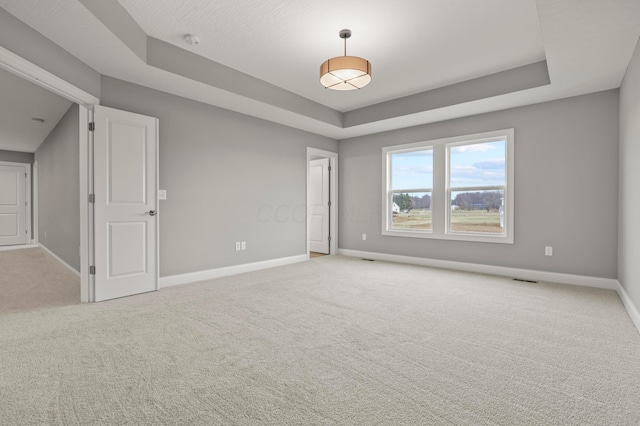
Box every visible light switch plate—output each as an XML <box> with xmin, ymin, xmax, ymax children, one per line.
<box><xmin>158</xmin><ymin>189</ymin><xmax>167</xmax><ymax>200</ymax></box>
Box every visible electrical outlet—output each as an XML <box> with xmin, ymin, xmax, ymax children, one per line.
<box><xmin>241</xmin><ymin>241</ymin><xmax>246</xmax><ymax>250</ymax></box>
<box><xmin>545</xmin><ymin>246</ymin><xmax>553</xmax><ymax>256</ymax></box>
<box><xmin>235</xmin><ymin>242</ymin><xmax>241</xmax><ymax>251</ymax></box>
<box><xmin>362</xmin><ymin>233</ymin><xmax>367</xmax><ymax>241</ymax></box>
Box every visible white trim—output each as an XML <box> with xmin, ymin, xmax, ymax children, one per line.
<box><xmin>0</xmin><ymin>243</ymin><xmax>38</xmax><ymax>252</ymax></box>
<box><xmin>79</xmin><ymin>106</ymin><xmax>92</xmax><ymax>303</ymax></box>
<box><xmin>154</xmin><ymin>118</ymin><xmax>160</xmax><ymax>293</ymax></box>
<box><xmin>616</xmin><ymin>282</ymin><xmax>640</xmax><ymax>335</ymax></box>
<box><xmin>39</xmin><ymin>243</ymin><xmax>81</xmax><ymax>277</ymax></box>
<box><xmin>337</xmin><ymin>249</ymin><xmax>618</xmax><ymax>290</ymax></box>
<box><xmin>307</xmin><ymin>148</ymin><xmax>338</xmax><ymax>257</ymax></box>
<box><xmin>0</xmin><ymin>45</ymin><xmax>99</xmax><ymax>106</ymax></box>
<box><xmin>160</xmin><ymin>254</ymin><xmax>308</xmax><ymax>288</ymax></box>
<box><xmin>33</xmin><ymin>160</ymin><xmax>38</xmax><ymax>245</ymax></box>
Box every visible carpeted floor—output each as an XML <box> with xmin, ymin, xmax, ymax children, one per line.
<box><xmin>1</xmin><ymin>255</ymin><xmax>639</xmax><ymax>425</ymax></box>
<box><xmin>0</xmin><ymin>247</ymin><xmax>80</xmax><ymax>315</ymax></box>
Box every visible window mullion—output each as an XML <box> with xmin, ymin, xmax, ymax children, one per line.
<box><xmin>431</xmin><ymin>144</ymin><xmax>446</xmax><ymax>238</ymax></box>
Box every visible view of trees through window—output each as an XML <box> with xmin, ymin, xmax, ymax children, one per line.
<box><xmin>388</xmin><ymin>137</ymin><xmax>508</xmax><ymax>236</ymax></box>
<box><xmin>392</xmin><ymin>192</ymin><xmax>432</xmax><ymax>230</ymax></box>
<box><xmin>448</xmin><ymin>139</ymin><xmax>506</xmax><ymax>234</ymax></box>
<box><xmin>389</xmin><ymin>148</ymin><xmax>433</xmax><ymax>231</ymax></box>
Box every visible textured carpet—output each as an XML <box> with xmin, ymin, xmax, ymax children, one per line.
<box><xmin>0</xmin><ymin>247</ymin><xmax>79</xmax><ymax>315</ymax></box>
<box><xmin>1</xmin><ymin>255</ymin><xmax>639</xmax><ymax>425</ymax></box>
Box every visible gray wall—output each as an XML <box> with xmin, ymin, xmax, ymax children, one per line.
<box><xmin>0</xmin><ymin>150</ymin><xmax>33</xmax><ymax>164</ymax></box>
<box><xmin>339</xmin><ymin>90</ymin><xmax>619</xmax><ymax>279</ymax></box>
<box><xmin>619</xmin><ymin>37</ymin><xmax>640</xmax><ymax>308</ymax></box>
<box><xmin>0</xmin><ymin>8</ymin><xmax>100</xmax><ymax>99</ymax></box>
<box><xmin>100</xmin><ymin>77</ymin><xmax>338</xmax><ymax>277</ymax></box>
<box><xmin>35</xmin><ymin>104</ymin><xmax>80</xmax><ymax>271</ymax></box>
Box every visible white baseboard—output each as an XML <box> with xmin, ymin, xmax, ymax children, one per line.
<box><xmin>0</xmin><ymin>243</ymin><xmax>38</xmax><ymax>252</ymax></box>
<box><xmin>616</xmin><ymin>282</ymin><xmax>640</xmax><ymax>335</ymax></box>
<box><xmin>160</xmin><ymin>254</ymin><xmax>308</xmax><ymax>288</ymax></box>
<box><xmin>39</xmin><ymin>243</ymin><xmax>81</xmax><ymax>277</ymax></box>
<box><xmin>338</xmin><ymin>248</ymin><xmax>640</xmax><ymax>335</ymax></box>
<box><xmin>337</xmin><ymin>249</ymin><xmax>618</xmax><ymax>290</ymax></box>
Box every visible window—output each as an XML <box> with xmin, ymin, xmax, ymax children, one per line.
<box><xmin>382</xmin><ymin>129</ymin><xmax>514</xmax><ymax>243</ymax></box>
<box><xmin>389</xmin><ymin>148</ymin><xmax>433</xmax><ymax>231</ymax></box>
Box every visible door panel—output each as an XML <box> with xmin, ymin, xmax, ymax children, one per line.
<box><xmin>0</xmin><ymin>165</ymin><xmax>26</xmax><ymax>246</ymax></box>
<box><xmin>309</xmin><ymin>158</ymin><xmax>329</xmax><ymax>254</ymax></box>
<box><xmin>94</xmin><ymin>105</ymin><xmax>158</xmax><ymax>302</ymax></box>
<box><xmin>109</xmin><ymin>222</ymin><xmax>147</xmax><ymax>277</ymax></box>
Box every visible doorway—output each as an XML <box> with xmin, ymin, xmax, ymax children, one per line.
<box><xmin>307</xmin><ymin>148</ymin><xmax>338</xmax><ymax>258</ymax></box>
<box><xmin>0</xmin><ymin>45</ymin><xmax>97</xmax><ymax>302</ymax></box>
<box><xmin>1</xmin><ymin>47</ymin><xmax>161</xmax><ymax>304</ymax></box>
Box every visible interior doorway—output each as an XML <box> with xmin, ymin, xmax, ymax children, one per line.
<box><xmin>0</xmin><ymin>45</ymin><xmax>98</xmax><ymax>303</ymax></box>
<box><xmin>307</xmin><ymin>147</ymin><xmax>338</xmax><ymax>258</ymax></box>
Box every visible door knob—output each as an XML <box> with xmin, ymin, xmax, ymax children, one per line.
<box><xmin>147</xmin><ymin>210</ymin><xmax>157</xmax><ymax>216</ymax></box>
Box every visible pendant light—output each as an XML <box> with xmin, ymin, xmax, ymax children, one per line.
<box><xmin>320</xmin><ymin>29</ymin><xmax>371</xmax><ymax>90</ymax></box>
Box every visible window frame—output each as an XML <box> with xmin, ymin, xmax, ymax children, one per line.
<box><xmin>387</xmin><ymin>146</ymin><xmax>434</xmax><ymax>233</ymax></box>
<box><xmin>382</xmin><ymin>129</ymin><xmax>514</xmax><ymax>244</ymax></box>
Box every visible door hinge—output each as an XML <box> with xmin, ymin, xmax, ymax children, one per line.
<box><xmin>328</xmin><ymin>201</ymin><xmax>331</xmax><ymax>207</ymax></box>
<box><xmin>88</xmin><ymin>122</ymin><xmax>95</xmax><ymax>131</ymax></box>
<box><xmin>89</xmin><ymin>194</ymin><xmax>95</xmax><ymax>203</ymax></box>
<box><xmin>89</xmin><ymin>266</ymin><xmax>96</xmax><ymax>275</ymax></box>
<box><xmin>328</xmin><ymin>166</ymin><xmax>332</xmax><ymax>171</ymax></box>
<box><xmin>328</xmin><ymin>235</ymin><xmax>332</xmax><ymax>242</ymax></box>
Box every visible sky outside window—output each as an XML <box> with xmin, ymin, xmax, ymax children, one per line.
<box><xmin>391</xmin><ymin>149</ymin><xmax>433</xmax><ymax>190</ymax></box>
<box><xmin>449</xmin><ymin>140</ymin><xmax>505</xmax><ymax>187</ymax></box>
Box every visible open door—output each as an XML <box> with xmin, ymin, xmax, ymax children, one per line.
<box><xmin>309</xmin><ymin>157</ymin><xmax>330</xmax><ymax>254</ymax></box>
<box><xmin>0</xmin><ymin>163</ymin><xmax>27</xmax><ymax>246</ymax></box>
<box><xmin>93</xmin><ymin>105</ymin><xmax>158</xmax><ymax>302</ymax></box>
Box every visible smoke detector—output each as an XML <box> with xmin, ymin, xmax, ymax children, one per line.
<box><xmin>184</xmin><ymin>34</ymin><xmax>200</xmax><ymax>46</ymax></box>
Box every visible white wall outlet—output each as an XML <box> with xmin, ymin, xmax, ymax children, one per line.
<box><xmin>545</xmin><ymin>246</ymin><xmax>553</xmax><ymax>256</ymax></box>
<box><xmin>235</xmin><ymin>242</ymin><xmax>241</xmax><ymax>251</ymax></box>
<box><xmin>241</xmin><ymin>241</ymin><xmax>246</xmax><ymax>250</ymax></box>
<box><xmin>362</xmin><ymin>233</ymin><xmax>367</xmax><ymax>241</ymax></box>
<box><xmin>158</xmin><ymin>189</ymin><xmax>167</xmax><ymax>200</ymax></box>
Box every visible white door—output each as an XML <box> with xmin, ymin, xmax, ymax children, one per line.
<box><xmin>93</xmin><ymin>105</ymin><xmax>158</xmax><ymax>302</ymax></box>
<box><xmin>309</xmin><ymin>158</ymin><xmax>330</xmax><ymax>254</ymax></box>
<box><xmin>0</xmin><ymin>164</ymin><xmax>27</xmax><ymax>246</ymax></box>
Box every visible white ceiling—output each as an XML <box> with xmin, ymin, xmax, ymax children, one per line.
<box><xmin>117</xmin><ymin>0</ymin><xmax>546</xmax><ymax>112</ymax></box>
<box><xmin>0</xmin><ymin>66</ymin><xmax>72</xmax><ymax>152</ymax></box>
<box><xmin>0</xmin><ymin>0</ymin><xmax>639</xmax><ymax>151</ymax></box>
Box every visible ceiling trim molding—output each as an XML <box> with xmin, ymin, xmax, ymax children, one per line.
<box><xmin>344</xmin><ymin>61</ymin><xmax>551</xmax><ymax>128</ymax></box>
<box><xmin>78</xmin><ymin>0</ymin><xmax>147</xmax><ymax>62</ymax></box>
<box><xmin>146</xmin><ymin>37</ymin><xmax>342</xmax><ymax>128</ymax></box>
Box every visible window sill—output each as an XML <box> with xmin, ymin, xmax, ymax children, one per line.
<box><xmin>382</xmin><ymin>228</ymin><xmax>514</xmax><ymax>244</ymax></box>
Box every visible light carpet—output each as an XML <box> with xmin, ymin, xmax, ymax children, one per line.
<box><xmin>1</xmin><ymin>255</ymin><xmax>639</xmax><ymax>425</ymax></box>
<box><xmin>0</xmin><ymin>247</ymin><xmax>79</xmax><ymax>315</ymax></box>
